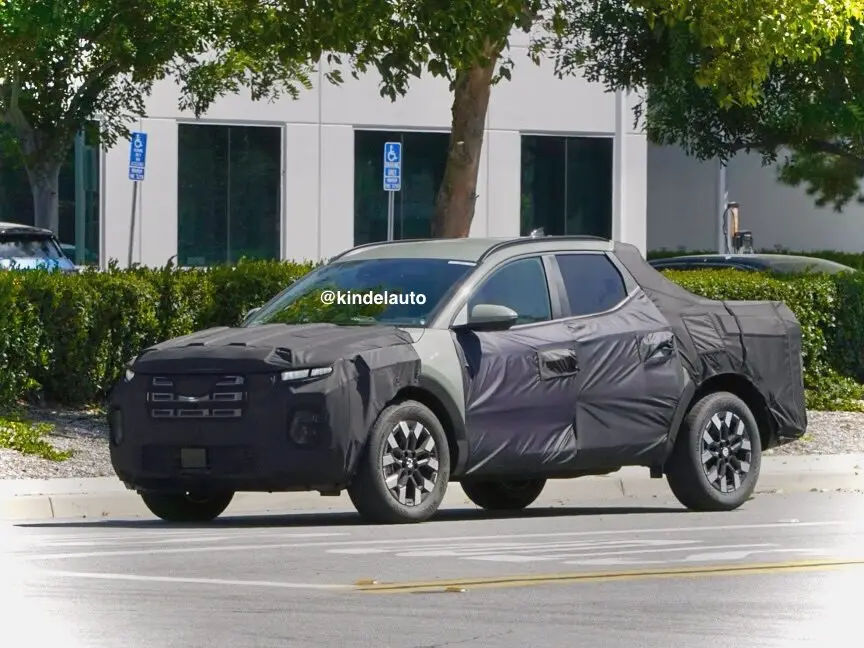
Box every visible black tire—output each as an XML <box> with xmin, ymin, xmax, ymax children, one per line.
<box><xmin>461</xmin><ymin>479</ymin><xmax>547</xmax><ymax>511</ymax></box>
<box><xmin>347</xmin><ymin>399</ymin><xmax>451</xmax><ymax>524</ymax></box>
<box><xmin>140</xmin><ymin>491</ymin><xmax>234</xmax><ymax>523</ymax></box>
<box><xmin>665</xmin><ymin>391</ymin><xmax>762</xmax><ymax>512</ymax></box>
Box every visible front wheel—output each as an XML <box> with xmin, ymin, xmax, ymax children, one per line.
<box><xmin>461</xmin><ymin>479</ymin><xmax>547</xmax><ymax>511</ymax></box>
<box><xmin>347</xmin><ymin>399</ymin><xmax>451</xmax><ymax>524</ymax></box>
<box><xmin>140</xmin><ymin>491</ymin><xmax>234</xmax><ymax>523</ymax></box>
<box><xmin>665</xmin><ymin>391</ymin><xmax>762</xmax><ymax>512</ymax></box>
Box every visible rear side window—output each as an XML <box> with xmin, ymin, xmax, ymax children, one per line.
<box><xmin>555</xmin><ymin>253</ymin><xmax>628</xmax><ymax>317</ymax></box>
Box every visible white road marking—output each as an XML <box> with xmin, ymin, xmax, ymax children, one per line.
<box><xmin>19</xmin><ymin>531</ymin><xmax>346</xmax><ymax>548</ymax></box>
<box><xmin>16</xmin><ymin>519</ymin><xmax>861</xmax><ymax>561</ymax></box>
<box><xmin>466</xmin><ymin>543</ymin><xmax>777</xmax><ymax>563</ymax></box>
<box><xmin>34</xmin><ymin>569</ymin><xmax>353</xmax><ymax>591</ymax></box>
<box><xmin>567</xmin><ymin>547</ymin><xmax>834</xmax><ymax>566</ymax></box>
<box><xmin>360</xmin><ymin>539</ymin><xmax>701</xmax><ymax>558</ymax></box>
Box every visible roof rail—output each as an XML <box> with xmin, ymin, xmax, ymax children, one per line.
<box><xmin>477</xmin><ymin>234</ymin><xmax>611</xmax><ymax>263</ymax></box>
<box><xmin>326</xmin><ymin>237</ymin><xmax>436</xmax><ymax>263</ymax></box>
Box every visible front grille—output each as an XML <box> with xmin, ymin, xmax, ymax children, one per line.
<box><xmin>146</xmin><ymin>375</ymin><xmax>247</xmax><ymax>419</ymax></box>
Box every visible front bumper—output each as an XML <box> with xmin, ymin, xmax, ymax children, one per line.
<box><xmin>108</xmin><ymin>370</ymin><xmax>351</xmax><ymax>493</ymax></box>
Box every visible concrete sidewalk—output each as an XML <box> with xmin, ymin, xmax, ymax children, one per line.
<box><xmin>1</xmin><ymin>454</ymin><xmax>862</xmax><ymax>522</ymax></box>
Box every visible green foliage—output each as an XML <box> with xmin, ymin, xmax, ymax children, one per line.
<box><xmin>539</xmin><ymin>2</ymin><xmax>864</xmax><ymax>212</ymax></box>
<box><xmin>0</xmin><ymin>259</ymin><xmax>317</xmax><ymax>408</ymax></box>
<box><xmin>828</xmin><ymin>271</ymin><xmax>864</xmax><ymax>382</ymax></box>
<box><xmin>196</xmin><ymin>258</ymin><xmax>318</xmax><ymax>328</ymax></box>
<box><xmin>0</xmin><ymin>0</ymin><xmax>344</xmax><ymax>231</ymax></box>
<box><xmin>0</xmin><ymin>413</ymin><xmax>70</xmax><ymax>461</ymax></box>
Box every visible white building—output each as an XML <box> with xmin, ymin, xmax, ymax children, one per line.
<box><xmin>0</xmin><ymin>35</ymin><xmax>650</xmax><ymax>268</ymax></box>
<box><xmin>647</xmin><ymin>144</ymin><xmax>864</xmax><ymax>254</ymax></box>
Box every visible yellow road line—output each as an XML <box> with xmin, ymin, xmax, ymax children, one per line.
<box><xmin>355</xmin><ymin>558</ymin><xmax>864</xmax><ymax>593</ymax></box>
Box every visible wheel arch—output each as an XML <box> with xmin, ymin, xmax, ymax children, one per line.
<box><xmin>686</xmin><ymin>373</ymin><xmax>776</xmax><ymax>451</ymax></box>
<box><xmin>394</xmin><ymin>378</ymin><xmax>470</xmax><ymax>477</ymax></box>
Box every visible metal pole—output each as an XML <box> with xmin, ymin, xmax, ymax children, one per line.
<box><xmin>128</xmin><ymin>181</ymin><xmax>138</xmax><ymax>267</ymax></box>
<box><xmin>387</xmin><ymin>191</ymin><xmax>395</xmax><ymax>241</ymax></box>
<box><xmin>74</xmin><ymin>130</ymin><xmax>85</xmax><ymax>265</ymax></box>
<box><xmin>716</xmin><ymin>159</ymin><xmax>728</xmax><ymax>253</ymax></box>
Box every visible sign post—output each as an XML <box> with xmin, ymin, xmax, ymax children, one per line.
<box><xmin>127</xmin><ymin>131</ymin><xmax>147</xmax><ymax>266</ymax></box>
<box><xmin>383</xmin><ymin>141</ymin><xmax>402</xmax><ymax>241</ymax></box>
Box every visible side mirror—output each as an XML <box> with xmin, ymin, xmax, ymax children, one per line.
<box><xmin>458</xmin><ymin>303</ymin><xmax>519</xmax><ymax>332</ymax></box>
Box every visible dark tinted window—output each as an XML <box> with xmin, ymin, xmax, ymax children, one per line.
<box><xmin>354</xmin><ymin>130</ymin><xmax>449</xmax><ymax>244</ymax></box>
<box><xmin>178</xmin><ymin>123</ymin><xmax>281</xmax><ymax>266</ymax></box>
<box><xmin>469</xmin><ymin>257</ymin><xmax>551</xmax><ymax>324</ymax></box>
<box><xmin>555</xmin><ymin>253</ymin><xmax>628</xmax><ymax>317</ymax></box>
<box><xmin>520</xmin><ymin>135</ymin><xmax>613</xmax><ymax>238</ymax></box>
<box><xmin>246</xmin><ymin>258</ymin><xmax>473</xmax><ymax>327</ymax></box>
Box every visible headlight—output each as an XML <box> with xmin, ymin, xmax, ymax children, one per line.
<box><xmin>280</xmin><ymin>367</ymin><xmax>333</xmax><ymax>382</ymax></box>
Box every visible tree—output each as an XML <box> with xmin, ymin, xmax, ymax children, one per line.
<box><xmin>0</xmin><ymin>0</ymin><xmax>335</xmax><ymax>233</ymax></box>
<box><xmin>317</xmin><ymin>1</ymin><xmax>543</xmax><ymax>238</ymax></box>
<box><xmin>538</xmin><ymin>1</ymin><xmax>864</xmax><ymax>210</ymax></box>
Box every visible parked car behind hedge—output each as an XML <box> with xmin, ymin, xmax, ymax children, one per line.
<box><xmin>649</xmin><ymin>253</ymin><xmax>856</xmax><ymax>275</ymax></box>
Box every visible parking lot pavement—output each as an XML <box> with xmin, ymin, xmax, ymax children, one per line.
<box><xmin>3</xmin><ymin>491</ymin><xmax>864</xmax><ymax>647</ymax></box>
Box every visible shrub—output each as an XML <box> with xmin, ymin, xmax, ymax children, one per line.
<box><xmin>0</xmin><ymin>414</ymin><xmax>70</xmax><ymax>461</ymax></box>
<box><xmin>1</xmin><ymin>256</ymin><xmax>863</xmax><ymax>412</ymax></box>
<box><xmin>0</xmin><ymin>259</ymin><xmax>317</xmax><ymax>408</ymax></box>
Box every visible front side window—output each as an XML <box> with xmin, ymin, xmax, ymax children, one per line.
<box><xmin>245</xmin><ymin>257</ymin><xmax>475</xmax><ymax>327</ymax></box>
<box><xmin>468</xmin><ymin>257</ymin><xmax>552</xmax><ymax>325</ymax></box>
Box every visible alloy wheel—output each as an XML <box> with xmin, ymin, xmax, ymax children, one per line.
<box><xmin>701</xmin><ymin>410</ymin><xmax>752</xmax><ymax>493</ymax></box>
<box><xmin>381</xmin><ymin>420</ymin><xmax>440</xmax><ymax>506</ymax></box>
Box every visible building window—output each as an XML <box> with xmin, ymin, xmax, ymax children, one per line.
<box><xmin>353</xmin><ymin>130</ymin><xmax>449</xmax><ymax>245</ymax></box>
<box><xmin>177</xmin><ymin>123</ymin><xmax>281</xmax><ymax>267</ymax></box>
<box><xmin>0</xmin><ymin>122</ymin><xmax>101</xmax><ymax>265</ymax></box>
<box><xmin>520</xmin><ymin>135</ymin><xmax>613</xmax><ymax>238</ymax></box>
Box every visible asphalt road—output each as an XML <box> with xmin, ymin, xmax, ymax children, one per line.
<box><xmin>3</xmin><ymin>491</ymin><xmax>864</xmax><ymax>648</ymax></box>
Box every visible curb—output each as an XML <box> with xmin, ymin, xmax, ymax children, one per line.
<box><xmin>1</xmin><ymin>455</ymin><xmax>862</xmax><ymax>522</ymax></box>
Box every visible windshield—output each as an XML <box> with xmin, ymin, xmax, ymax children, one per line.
<box><xmin>0</xmin><ymin>234</ymin><xmax>65</xmax><ymax>260</ymax></box>
<box><xmin>244</xmin><ymin>257</ymin><xmax>476</xmax><ymax>327</ymax></box>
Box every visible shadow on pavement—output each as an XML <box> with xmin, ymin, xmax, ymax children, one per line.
<box><xmin>16</xmin><ymin>504</ymin><xmax>687</xmax><ymax>530</ymax></box>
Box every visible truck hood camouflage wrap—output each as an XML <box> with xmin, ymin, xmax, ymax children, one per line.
<box><xmin>109</xmin><ymin>323</ymin><xmax>421</xmax><ymax>489</ymax></box>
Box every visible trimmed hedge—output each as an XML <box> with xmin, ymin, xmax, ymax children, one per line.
<box><xmin>0</xmin><ymin>257</ymin><xmax>862</xmax><ymax>411</ymax></box>
<box><xmin>0</xmin><ymin>259</ymin><xmax>316</xmax><ymax>409</ymax></box>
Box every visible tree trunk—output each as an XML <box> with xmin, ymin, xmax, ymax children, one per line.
<box><xmin>432</xmin><ymin>50</ymin><xmax>500</xmax><ymax>238</ymax></box>
<box><xmin>13</xmin><ymin>126</ymin><xmax>65</xmax><ymax>233</ymax></box>
<box><xmin>26</xmin><ymin>162</ymin><xmax>62</xmax><ymax>233</ymax></box>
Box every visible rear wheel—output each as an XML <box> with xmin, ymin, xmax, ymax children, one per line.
<box><xmin>140</xmin><ymin>491</ymin><xmax>234</xmax><ymax>523</ymax></box>
<box><xmin>461</xmin><ymin>479</ymin><xmax>546</xmax><ymax>511</ymax></box>
<box><xmin>348</xmin><ymin>400</ymin><xmax>450</xmax><ymax>524</ymax></box>
<box><xmin>665</xmin><ymin>391</ymin><xmax>762</xmax><ymax>511</ymax></box>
